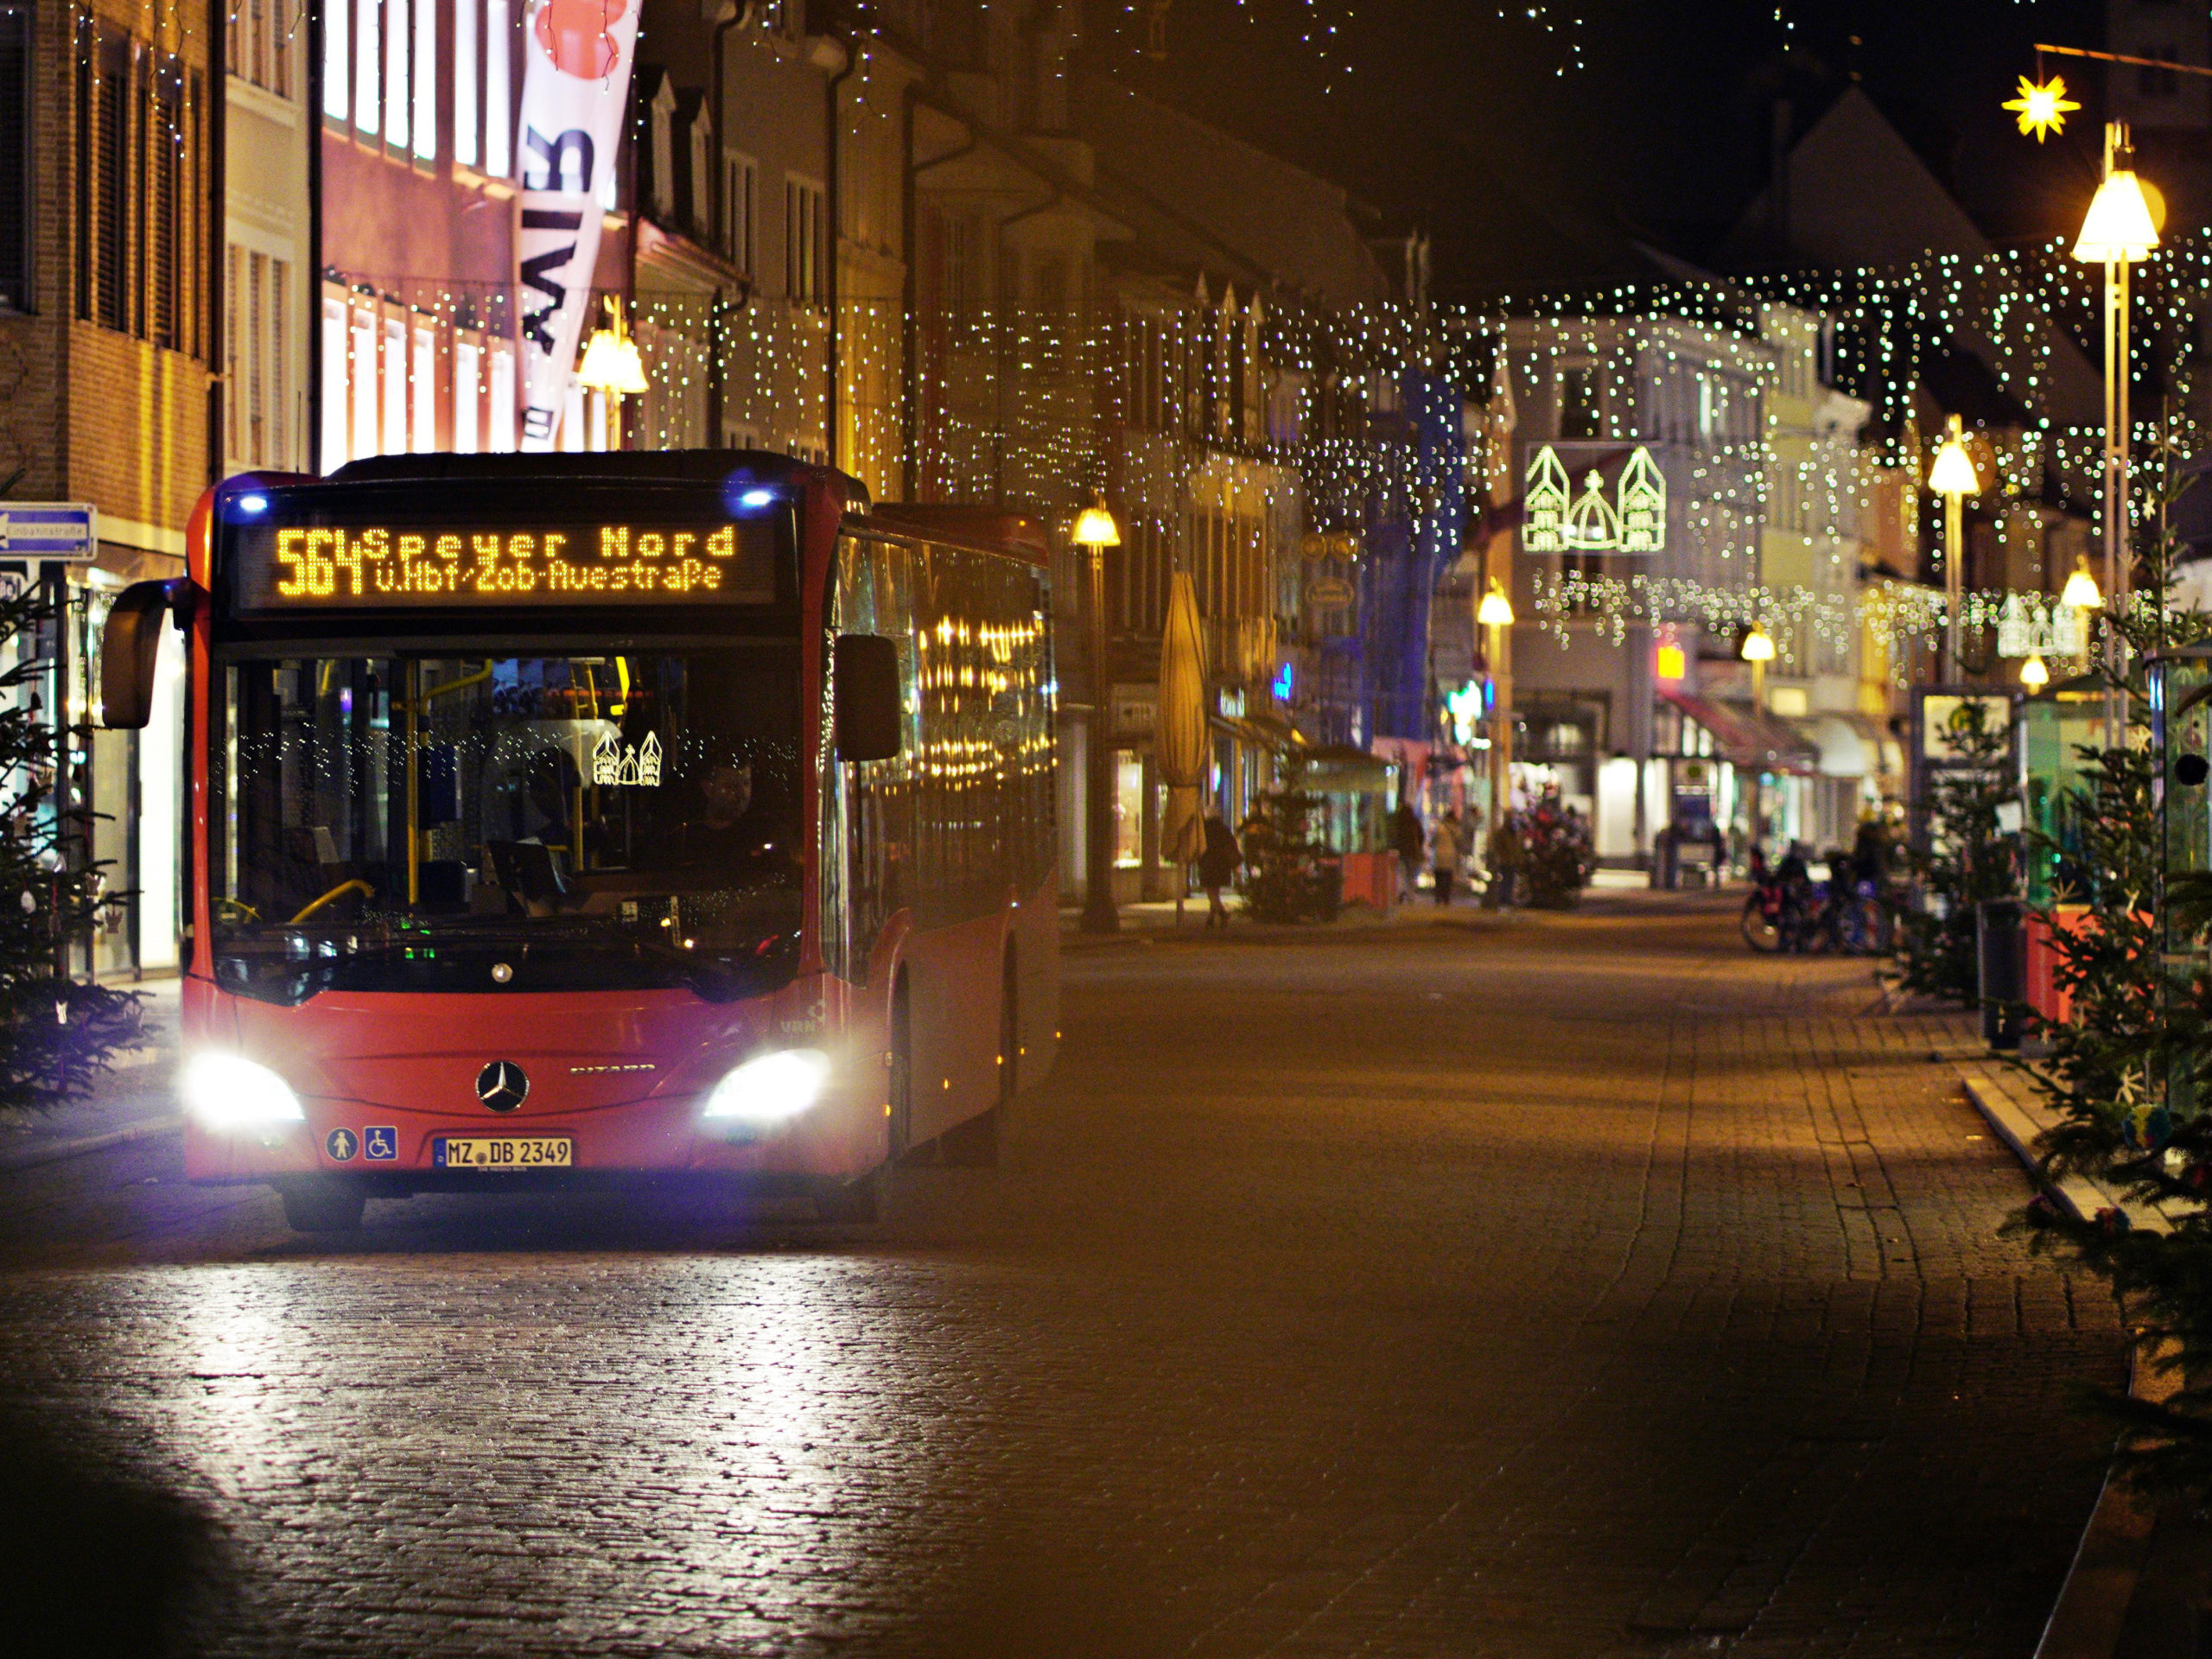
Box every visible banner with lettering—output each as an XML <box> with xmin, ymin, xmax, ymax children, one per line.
<box><xmin>513</xmin><ymin>0</ymin><xmax>639</xmax><ymax>450</ymax></box>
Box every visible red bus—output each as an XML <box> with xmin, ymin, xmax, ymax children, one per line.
<box><xmin>101</xmin><ymin>453</ymin><xmax>1059</xmax><ymax>1230</ymax></box>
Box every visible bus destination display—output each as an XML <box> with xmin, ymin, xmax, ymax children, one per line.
<box><xmin>230</xmin><ymin>519</ymin><xmax>780</xmax><ymax>610</ymax></box>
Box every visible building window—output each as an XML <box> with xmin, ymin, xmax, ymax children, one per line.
<box><xmin>487</xmin><ymin>344</ymin><xmax>516</xmax><ymax>451</ymax></box>
<box><xmin>785</xmin><ymin>177</ymin><xmax>824</xmax><ymax>307</ymax></box>
<box><xmin>381</xmin><ymin>314</ymin><xmax>404</xmax><ymax>455</ymax></box>
<box><xmin>722</xmin><ymin>152</ymin><xmax>755</xmax><ymax>270</ymax></box>
<box><xmin>454</xmin><ymin>338</ymin><xmax>481</xmax><ymax>452</ymax></box>
<box><xmin>232</xmin><ymin>0</ymin><xmax>292</xmax><ymax>97</ymax></box>
<box><xmin>0</xmin><ymin>5</ymin><xmax>27</xmax><ymax>312</ymax></box>
<box><xmin>454</xmin><ymin>0</ymin><xmax>478</xmax><ymax>167</ymax></box>
<box><xmin>384</xmin><ymin>0</ymin><xmax>409</xmax><ymax>150</ymax></box>
<box><xmin>353</xmin><ymin>0</ymin><xmax>378</xmax><ymax>136</ymax></box>
<box><xmin>484</xmin><ymin>0</ymin><xmax>511</xmax><ymax>176</ymax></box>
<box><xmin>411</xmin><ymin>323</ymin><xmax>435</xmax><ymax>450</ymax></box>
<box><xmin>321</xmin><ymin>294</ymin><xmax>347</xmax><ymax>469</ymax></box>
<box><xmin>247</xmin><ymin>252</ymin><xmax>264</xmax><ymax>462</ymax></box>
<box><xmin>152</xmin><ymin>77</ymin><xmax>181</xmax><ymax>348</ymax></box>
<box><xmin>411</xmin><ymin>0</ymin><xmax>435</xmax><ymax>160</ymax></box>
<box><xmin>349</xmin><ymin>304</ymin><xmax>376</xmax><ymax>458</ymax></box>
<box><xmin>323</xmin><ymin>0</ymin><xmax>347</xmax><ymax>120</ymax></box>
<box><xmin>225</xmin><ymin>246</ymin><xmax>241</xmax><ymax>455</ymax></box>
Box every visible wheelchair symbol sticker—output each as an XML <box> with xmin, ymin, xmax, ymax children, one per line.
<box><xmin>365</xmin><ymin>1126</ymin><xmax>397</xmax><ymax>1161</ymax></box>
<box><xmin>324</xmin><ymin>1128</ymin><xmax>359</xmax><ymax>1162</ymax></box>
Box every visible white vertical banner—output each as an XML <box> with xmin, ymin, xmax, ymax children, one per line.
<box><xmin>513</xmin><ymin>0</ymin><xmax>639</xmax><ymax>451</ymax></box>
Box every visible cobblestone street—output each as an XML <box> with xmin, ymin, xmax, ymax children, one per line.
<box><xmin>0</xmin><ymin>893</ymin><xmax>2126</xmax><ymax>1656</ymax></box>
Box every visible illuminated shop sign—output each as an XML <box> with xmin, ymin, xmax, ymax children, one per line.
<box><xmin>230</xmin><ymin>521</ymin><xmax>778</xmax><ymax>609</ymax></box>
<box><xmin>1522</xmin><ymin>444</ymin><xmax>1667</xmax><ymax>554</ymax></box>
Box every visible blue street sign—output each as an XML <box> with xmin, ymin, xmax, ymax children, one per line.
<box><xmin>0</xmin><ymin>505</ymin><xmax>98</xmax><ymax>562</ymax></box>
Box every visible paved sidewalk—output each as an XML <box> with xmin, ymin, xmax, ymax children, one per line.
<box><xmin>0</xmin><ymin>976</ymin><xmax>181</xmax><ymax>1171</ymax></box>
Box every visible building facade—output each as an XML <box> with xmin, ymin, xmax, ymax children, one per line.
<box><xmin>2</xmin><ymin>0</ymin><xmax>220</xmax><ymax>977</ymax></box>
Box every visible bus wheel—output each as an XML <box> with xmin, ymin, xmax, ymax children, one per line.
<box><xmin>811</xmin><ymin>1173</ymin><xmax>880</xmax><ymax>1225</ymax></box>
<box><xmin>277</xmin><ymin>1179</ymin><xmax>365</xmax><ymax>1234</ymax></box>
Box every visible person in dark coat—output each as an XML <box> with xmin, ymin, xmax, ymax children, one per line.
<box><xmin>1391</xmin><ymin>798</ymin><xmax>1425</xmax><ymax>902</ymax></box>
<box><xmin>1198</xmin><ymin>814</ymin><xmax>1242</xmax><ymax>930</ymax></box>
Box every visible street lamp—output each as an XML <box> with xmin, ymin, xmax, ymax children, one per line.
<box><xmin>2074</xmin><ymin>119</ymin><xmax>2160</xmax><ymax>746</ymax></box>
<box><xmin>2020</xmin><ymin>652</ymin><xmax>2050</xmax><ymax>691</ymax></box>
<box><xmin>1927</xmin><ymin>414</ymin><xmax>1980</xmax><ymax>680</ymax></box>
<box><xmin>2061</xmin><ymin>554</ymin><xmax>2105</xmax><ymax>612</ymax></box>
<box><xmin>1477</xmin><ymin>580</ymin><xmax>1515</xmax><ymax>842</ymax></box>
<box><xmin>1073</xmin><ymin>495</ymin><xmax>1122</xmax><ymax>934</ymax></box>
<box><xmin>1739</xmin><ymin>620</ymin><xmax>1776</xmax><ymax>709</ymax></box>
<box><xmin>577</xmin><ymin>296</ymin><xmax>650</xmax><ymax>449</ymax></box>
<box><xmin>1740</xmin><ymin>621</ymin><xmax>1776</xmax><ymax>862</ymax></box>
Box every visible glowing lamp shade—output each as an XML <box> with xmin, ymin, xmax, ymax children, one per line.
<box><xmin>1477</xmin><ymin>582</ymin><xmax>1516</xmax><ymax>628</ymax></box>
<box><xmin>2060</xmin><ymin>556</ymin><xmax>2104</xmax><ymax>610</ymax></box>
<box><xmin>1739</xmin><ymin>623</ymin><xmax>1777</xmax><ymax>664</ymax></box>
<box><xmin>2074</xmin><ymin>170</ymin><xmax>2161</xmax><ymax>264</ymax></box>
<box><xmin>1654</xmin><ymin>643</ymin><xmax>1687</xmax><ymax>682</ymax></box>
<box><xmin>1927</xmin><ymin>429</ymin><xmax>1980</xmax><ymax>498</ymax></box>
<box><xmin>2019</xmin><ymin>652</ymin><xmax>2050</xmax><ymax>691</ymax></box>
<box><xmin>1071</xmin><ymin>497</ymin><xmax>1121</xmax><ymax>550</ymax></box>
<box><xmin>576</xmin><ymin>327</ymin><xmax>649</xmax><ymax>396</ymax></box>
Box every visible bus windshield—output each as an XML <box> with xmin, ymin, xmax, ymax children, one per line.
<box><xmin>209</xmin><ymin>647</ymin><xmax>803</xmax><ymax>1005</ymax></box>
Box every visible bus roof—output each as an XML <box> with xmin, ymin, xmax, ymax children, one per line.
<box><xmin>861</xmin><ymin>505</ymin><xmax>1051</xmax><ymax>568</ymax></box>
<box><xmin>325</xmin><ymin>450</ymin><xmax>871</xmax><ymax>512</ymax></box>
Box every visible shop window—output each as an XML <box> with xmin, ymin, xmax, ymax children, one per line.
<box><xmin>1114</xmin><ymin>752</ymin><xmax>1144</xmax><ymax>867</ymax></box>
<box><xmin>722</xmin><ymin>152</ymin><xmax>756</xmax><ymax>270</ymax></box>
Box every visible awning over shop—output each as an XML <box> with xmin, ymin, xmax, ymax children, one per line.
<box><xmin>1209</xmin><ymin>711</ymin><xmax>1303</xmax><ymax>753</ymax></box>
<box><xmin>1788</xmin><ymin>713</ymin><xmax>1904</xmax><ymax>780</ymax></box>
<box><xmin>1661</xmin><ymin>690</ymin><xmax>1820</xmax><ymax>776</ymax></box>
<box><xmin>1301</xmin><ymin>745</ymin><xmax>1397</xmax><ymax>793</ymax></box>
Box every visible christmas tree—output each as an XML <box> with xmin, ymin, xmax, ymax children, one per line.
<box><xmin>2018</xmin><ymin>495</ymin><xmax>2212</xmax><ymax>1498</ymax></box>
<box><xmin>0</xmin><ymin>585</ymin><xmax>142</xmax><ymax>1113</ymax></box>
<box><xmin>1235</xmin><ymin>756</ymin><xmax>1339</xmax><ymax>924</ymax></box>
<box><xmin>1889</xmin><ymin>696</ymin><xmax>2016</xmax><ymax>1002</ymax></box>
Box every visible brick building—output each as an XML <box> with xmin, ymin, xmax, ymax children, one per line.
<box><xmin>0</xmin><ymin>0</ymin><xmax>219</xmax><ymax>977</ymax></box>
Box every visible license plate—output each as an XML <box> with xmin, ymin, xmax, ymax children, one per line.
<box><xmin>433</xmin><ymin>1136</ymin><xmax>574</xmax><ymax>1170</ymax></box>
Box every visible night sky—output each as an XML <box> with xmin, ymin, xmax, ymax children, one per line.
<box><xmin>1097</xmin><ymin>0</ymin><xmax>2113</xmax><ymax>297</ymax></box>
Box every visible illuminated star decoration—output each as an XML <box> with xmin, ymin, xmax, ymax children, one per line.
<box><xmin>2004</xmin><ymin>74</ymin><xmax>2080</xmax><ymax>143</ymax></box>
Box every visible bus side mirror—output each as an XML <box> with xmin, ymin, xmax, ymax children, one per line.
<box><xmin>99</xmin><ymin>580</ymin><xmax>178</xmax><ymax>730</ymax></box>
<box><xmin>833</xmin><ymin>633</ymin><xmax>902</xmax><ymax>762</ymax></box>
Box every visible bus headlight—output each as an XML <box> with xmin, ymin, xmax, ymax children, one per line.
<box><xmin>181</xmin><ymin>1052</ymin><xmax>304</xmax><ymax>1128</ymax></box>
<box><xmin>702</xmin><ymin>1049</ymin><xmax>830</xmax><ymax>1126</ymax></box>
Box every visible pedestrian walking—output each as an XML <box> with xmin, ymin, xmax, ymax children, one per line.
<box><xmin>1430</xmin><ymin>809</ymin><xmax>1463</xmax><ymax>907</ymax></box>
<box><xmin>1391</xmin><ymin>798</ymin><xmax>1425</xmax><ymax>903</ymax></box>
<box><xmin>1197</xmin><ymin>813</ymin><xmax>1242</xmax><ymax>930</ymax></box>
<box><xmin>1485</xmin><ymin>812</ymin><xmax>1524</xmax><ymax>908</ymax></box>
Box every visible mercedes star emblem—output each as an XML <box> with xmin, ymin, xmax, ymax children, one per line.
<box><xmin>475</xmin><ymin>1060</ymin><xmax>529</xmax><ymax>1113</ymax></box>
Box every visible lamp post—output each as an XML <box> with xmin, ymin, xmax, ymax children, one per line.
<box><xmin>1927</xmin><ymin>415</ymin><xmax>1980</xmax><ymax>681</ymax></box>
<box><xmin>1073</xmin><ymin>496</ymin><xmax>1122</xmax><ymax>934</ymax></box>
<box><xmin>577</xmin><ymin>296</ymin><xmax>651</xmax><ymax>448</ymax></box>
<box><xmin>1478</xmin><ymin>578</ymin><xmax>1514</xmax><ymax>840</ymax></box>
<box><xmin>2073</xmin><ymin>119</ymin><xmax>2160</xmax><ymax>747</ymax></box>
<box><xmin>1740</xmin><ymin>621</ymin><xmax>1775</xmax><ymax>857</ymax></box>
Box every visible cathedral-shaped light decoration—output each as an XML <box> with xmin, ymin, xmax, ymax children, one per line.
<box><xmin>637</xmin><ymin>733</ymin><xmax>662</xmax><ymax>787</ymax></box>
<box><xmin>1522</xmin><ymin>447</ymin><xmax>1571</xmax><ymax>553</ymax></box>
<box><xmin>1564</xmin><ymin>470</ymin><xmax>1621</xmax><ymax>551</ymax></box>
<box><xmin>2004</xmin><ymin>74</ymin><xmax>2079</xmax><ymax>143</ymax></box>
<box><xmin>1614</xmin><ymin>447</ymin><xmax>1666</xmax><ymax>551</ymax></box>
<box><xmin>591</xmin><ymin>731</ymin><xmax>622</xmax><ymax>785</ymax></box>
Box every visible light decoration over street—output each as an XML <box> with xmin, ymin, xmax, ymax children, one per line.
<box><xmin>1521</xmin><ymin>445</ymin><xmax>1666</xmax><ymax>552</ymax></box>
<box><xmin>2004</xmin><ymin>74</ymin><xmax>2080</xmax><ymax>143</ymax></box>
